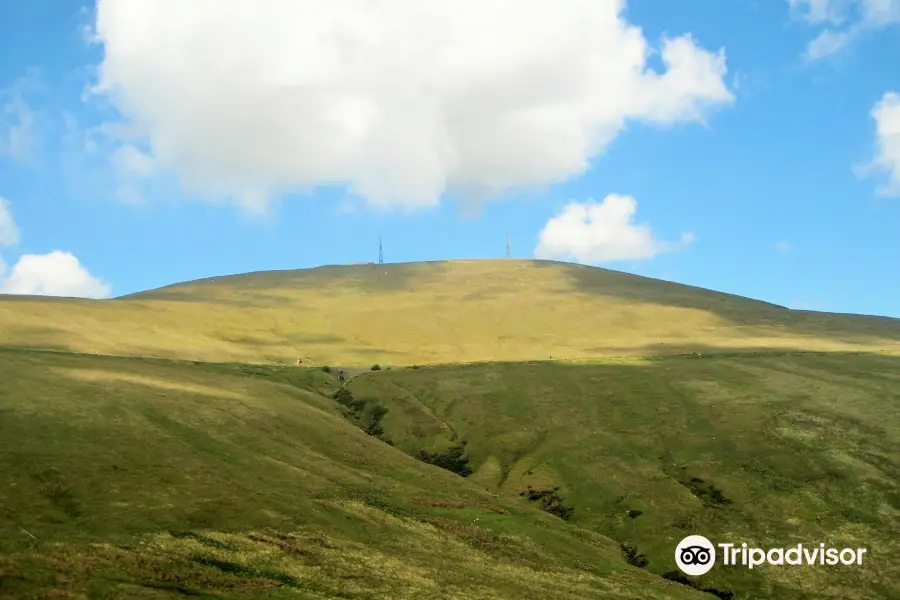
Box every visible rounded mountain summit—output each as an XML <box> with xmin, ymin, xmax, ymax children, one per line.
<box><xmin>1</xmin><ymin>259</ymin><xmax>897</xmax><ymax>365</ymax></box>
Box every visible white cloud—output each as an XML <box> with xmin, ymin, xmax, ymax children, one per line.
<box><xmin>804</xmin><ymin>29</ymin><xmax>853</xmax><ymax>59</ymax></box>
<box><xmin>88</xmin><ymin>0</ymin><xmax>733</xmax><ymax>210</ymax></box>
<box><xmin>0</xmin><ymin>197</ymin><xmax>20</xmax><ymax>247</ymax></box>
<box><xmin>534</xmin><ymin>194</ymin><xmax>692</xmax><ymax>264</ymax></box>
<box><xmin>0</xmin><ymin>199</ymin><xmax>111</xmax><ymax>299</ymax></box>
<box><xmin>857</xmin><ymin>91</ymin><xmax>900</xmax><ymax>196</ymax></box>
<box><xmin>0</xmin><ymin>84</ymin><xmax>39</xmax><ymax>163</ymax></box>
<box><xmin>112</xmin><ymin>144</ymin><xmax>155</xmax><ymax>178</ymax></box>
<box><xmin>792</xmin><ymin>0</ymin><xmax>900</xmax><ymax>60</ymax></box>
<box><xmin>791</xmin><ymin>0</ymin><xmax>900</xmax><ymax>25</ymax></box>
<box><xmin>0</xmin><ymin>251</ymin><xmax>111</xmax><ymax>299</ymax></box>
<box><xmin>61</xmin><ymin>112</ymin><xmax>166</xmax><ymax>207</ymax></box>
<box><xmin>859</xmin><ymin>0</ymin><xmax>900</xmax><ymax>26</ymax></box>
<box><xmin>110</xmin><ymin>143</ymin><xmax>157</xmax><ymax>204</ymax></box>
<box><xmin>788</xmin><ymin>299</ymin><xmax>825</xmax><ymax>310</ymax></box>
<box><xmin>789</xmin><ymin>0</ymin><xmax>845</xmax><ymax>24</ymax></box>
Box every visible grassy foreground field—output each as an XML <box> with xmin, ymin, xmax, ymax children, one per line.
<box><xmin>1</xmin><ymin>260</ymin><xmax>900</xmax><ymax>366</ymax></box>
<box><xmin>2</xmin><ymin>260</ymin><xmax>899</xmax><ymax>599</ymax></box>
<box><xmin>349</xmin><ymin>352</ymin><xmax>900</xmax><ymax>599</ymax></box>
<box><xmin>0</xmin><ymin>349</ymin><xmax>704</xmax><ymax>599</ymax></box>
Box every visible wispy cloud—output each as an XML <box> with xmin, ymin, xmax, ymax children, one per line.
<box><xmin>804</xmin><ymin>29</ymin><xmax>853</xmax><ymax>60</ymax></box>
<box><xmin>60</xmin><ymin>110</ymin><xmax>167</xmax><ymax>207</ymax></box>
<box><xmin>0</xmin><ymin>198</ymin><xmax>21</xmax><ymax>247</ymax></box>
<box><xmin>788</xmin><ymin>299</ymin><xmax>825</xmax><ymax>310</ymax></box>
<box><xmin>855</xmin><ymin>91</ymin><xmax>900</xmax><ymax>197</ymax></box>
<box><xmin>790</xmin><ymin>0</ymin><xmax>900</xmax><ymax>61</ymax></box>
<box><xmin>0</xmin><ymin>75</ymin><xmax>43</xmax><ymax>163</ymax></box>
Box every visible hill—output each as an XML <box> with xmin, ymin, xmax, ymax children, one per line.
<box><xmin>2</xmin><ymin>260</ymin><xmax>899</xmax><ymax>599</ymax></box>
<box><xmin>1</xmin><ymin>260</ymin><xmax>899</xmax><ymax>366</ymax></box>
<box><xmin>0</xmin><ymin>349</ymin><xmax>704</xmax><ymax>599</ymax></box>
<box><xmin>347</xmin><ymin>353</ymin><xmax>900</xmax><ymax>599</ymax></box>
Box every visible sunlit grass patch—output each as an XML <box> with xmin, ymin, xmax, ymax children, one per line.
<box><xmin>3</xmin><ymin>260</ymin><xmax>900</xmax><ymax>366</ymax></box>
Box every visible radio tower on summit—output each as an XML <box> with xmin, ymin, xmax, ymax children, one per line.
<box><xmin>505</xmin><ymin>232</ymin><xmax>511</xmax><ymax>259</ymax></box>
<box><xmin>378</xmin><ymin>236</ymin><xmax>384</xmax><ymax>264</ymax></box>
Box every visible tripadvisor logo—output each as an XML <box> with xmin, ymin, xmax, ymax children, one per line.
<box><xmin>675</xmin><ymin>535</ymin><xmax>868</xmax><ymax>576</ymax></box>
<box><xmin>676</xmin><ymin>535</ymin><xmax>717</xmax><ymax>576</ymax></box>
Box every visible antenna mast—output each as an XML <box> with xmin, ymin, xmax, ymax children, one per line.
<box><xmin>378</xmin><ymin>236</ymin><xmax>384</xmax><ymax>264</ymax></box>
<box><xmin>505</xmin><ymin>232</ymin><xmax>511</xmax><ymax>259</ymax></box>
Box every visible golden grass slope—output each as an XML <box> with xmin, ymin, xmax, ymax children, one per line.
<box><xmin>2</xmin><ymin>259</ymin><xmax>899</xmax><ymax>366</ymax></box>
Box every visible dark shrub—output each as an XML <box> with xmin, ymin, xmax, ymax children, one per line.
<box><xmin>680</xmin><ymin>478</ymin><xmax>732</xmax><ymax>507</ymax></box>
<box><xmin>369</xmin><ymin>405</ymin><xmax>389</xmax><ymax>420</ymax></box>
<box><xmin>418</xmin><ymin>444</ymin><xmax>473</xmax><ymax>477</ymax></box>
<box><xmin>662</xmin><ymin>570</ymin><xmax>734</xmax><ymax>599</ymax></box>
<box><xmin>371</xmin><ymin>364</ymin><xmax>382</xmax><ymax>371</ymax></box>
<box><xmin>662</xmin><ymin>571</ymin><xmax>693</xmax><ymax>586</ymax></box>
<box><xmin>364</xmin><ymin>405</ymin><xmax>390</xmax><ymax>437</ymax></box>
<box><xmin>331</xmin><ymin>388</ymin><xmax>392</xmax><ymax>442</ymax></box>
<box><xmin>621</xmin><ymin>542</ymin><xmax>649</xmax><ymax>568</ymax></box>
<box><xmin>321</xmin><ymin>365</ymin><xmax>332</xmax><ymax>373</ymax></box>
<box><xmin>333</xmin><ymin>388</ymin><xmax>366</xmax><ymax>412</ymax></box>
<box><xmin>522</xmin><ymin>487</ymin><xmax>574</xmax><ymax>520</ymax></box>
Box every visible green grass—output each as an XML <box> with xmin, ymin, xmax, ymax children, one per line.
<box><xmin>348</xmin><ymin>353</ymin><xmax>900</xmax><ymax>599</ymax></box>
<box><xmin>2</xmin><ymin>260</ymin><xmax>900</xmax><ymax>366</ymax></box>
<box><xmin>2</xmin><ymin>260</ymin><xmax>900</xmax><ymax>599</ymax></box>
<box><xmin>0</xmin><ymin>349</ymin><xmax>705</xmax><ymax>599</ymax></box>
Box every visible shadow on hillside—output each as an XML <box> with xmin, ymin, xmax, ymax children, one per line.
<box><xmin>287</xmin><ymin>333</ymin><xmax>347</xmax><ymax>345</ymax></box>
<box><xmin>119</xmin><ymin>261</ymin><xmax>451</xmax><ymax>301</ymax></box>
<box><xmin>531</xmin><ymin>260</ymin><xmax>900</xmax><ymax>342</ymax></box>
<box><xmin>0</xmin><ymin>295</ymin><xmax>98</xmax><ymax>304</ymax></box>
<box><xmin>394</xmin><ymin>345</ymin><xmax>899</xmax><ymax>374</ymax></box>
<box><xmin>0</xmin><ymin>324</ymin><xmax>78</xmax><ymax>354</ymax></box>
<box><xmin>214</xmin><ymin>332</ymin><xmax>352</xmax><ymax>350</ymax></box>
<box><xmin>580</xmin><ymin>341</ymin><xmax>896</xmax><ymax>358</ymax></box>
<box><xmin>352</xmin><ymin>348</ymin><xmax>410</xmax><ymax>358</ymax></box>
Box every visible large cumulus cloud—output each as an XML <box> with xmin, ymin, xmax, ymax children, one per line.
<box><xmin>89</xmin><ymin>0</ymin><xmax>733</xmax><ymax>210</ymax></box>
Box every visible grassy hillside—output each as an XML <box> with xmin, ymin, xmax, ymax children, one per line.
<box><xmin>2</xmin><ymin>260</ymin><xmax>899</xmax><ymax>599</ymax></box>
<box><xmin>2</xmin><ymin>260</ymin><xmax>900</xmax><ymax>366</ymax></box>
<box><xmin>0</xmin><ymin>349</ymin><xmax>704</xmax><ymax>599</ymax></box>
<box><xmin>348</xmin><ymin>353</ymin><xmax>900</xmax><ymax>599</ymax></box>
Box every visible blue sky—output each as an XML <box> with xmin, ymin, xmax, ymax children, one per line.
<box><xmin>0</xmin><ymin>1</ymin><xmax>898</xmax><ymax>317</ymax></box>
